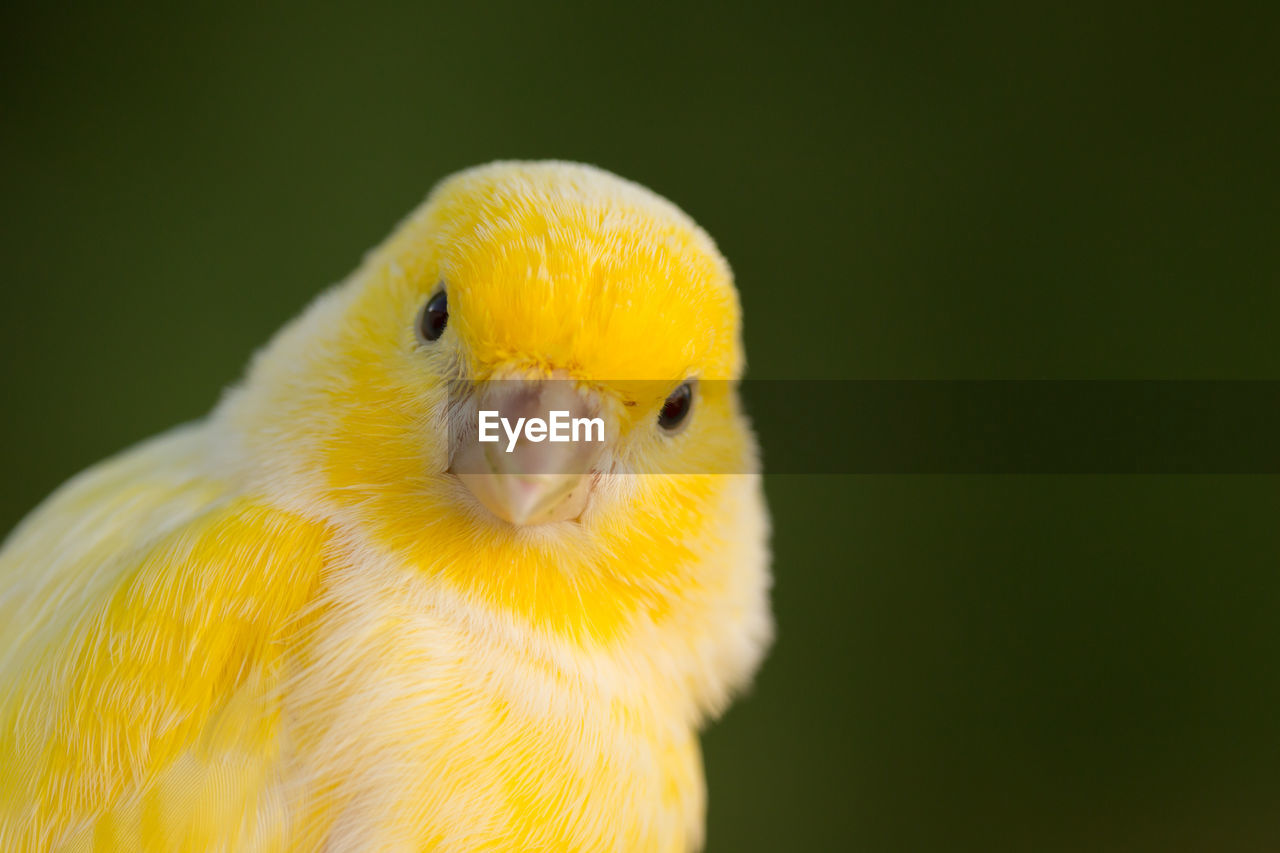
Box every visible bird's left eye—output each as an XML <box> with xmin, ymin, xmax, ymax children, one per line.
<box><xmin>418</xmin><ymin>289</ymin><xmax>449</xmax><ymax>342</ymax></box>
<box><xmin>658</xmin><ymin>382</ymin><xmax>694</xmax><ymax>432</ymax></box>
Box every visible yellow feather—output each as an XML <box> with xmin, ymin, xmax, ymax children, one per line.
<box><xmin>0</xmin><ymin>465</ymin><xmax>326</xmax><ymax>849</ymax></box>
<box><xmin>0</xmin><ymin>161</ymin><xmax>772</xmax><ymax>851</ymax></box>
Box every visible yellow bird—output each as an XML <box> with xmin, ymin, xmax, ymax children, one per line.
<box><xmin>0</xmin><ymin>161</ymin><xmax>772</xmax><ymax>851</ymax></box>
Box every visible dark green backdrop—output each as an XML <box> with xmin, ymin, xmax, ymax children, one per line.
<box><xmin>3</xmin><ymin>2</ymin><xmax>1278</xmax><ymax>850</ymax></box>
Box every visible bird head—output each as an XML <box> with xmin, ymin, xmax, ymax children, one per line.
<box><xmin>222</xmin><ymin>161</ymin><xmax>766</xmax><ymax>646</ymax></box>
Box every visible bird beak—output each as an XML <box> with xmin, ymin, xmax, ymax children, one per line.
<box><xmin>448</xmin><ymin>380</ymin><xmax>605</xmax><ymax>526</ymax></box>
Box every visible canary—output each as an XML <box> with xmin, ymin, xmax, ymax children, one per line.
<box><xmin>0</xmin><ymin>161</ymin><xmax>772</xmax><ymax>851</ymax></box>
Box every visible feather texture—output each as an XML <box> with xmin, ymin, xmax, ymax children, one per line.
<box><xmin>0</xmin><ymin>162</ymin><xmax>772</xmax><ymax>851</ymax></box>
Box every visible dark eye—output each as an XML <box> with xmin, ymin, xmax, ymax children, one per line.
<box><xmin>658</xmin><ymin>382</ymin><xmax>693</xmax><ymax>432</ymax></box>
<box><xmin>418</xmin><ymin>290</ymin><xmax>448</xmax><ymax>342</ymax></box>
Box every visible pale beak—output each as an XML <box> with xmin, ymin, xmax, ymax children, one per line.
<box><xmin>449</xmin><ymin>380</ymin><xmax>605</xmax><ymax>526</ymax></box>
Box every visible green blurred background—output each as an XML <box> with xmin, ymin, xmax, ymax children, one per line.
<box><xmin>3</xmin><ymin>2</ymin><xmax>1279</xmax><ymax>849</ymax></box>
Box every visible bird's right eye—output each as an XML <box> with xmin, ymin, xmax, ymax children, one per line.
<box><xmin>418</xmin><ymin>289</ymin><xmax>449</xmax><ymax>342</ymax></box>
